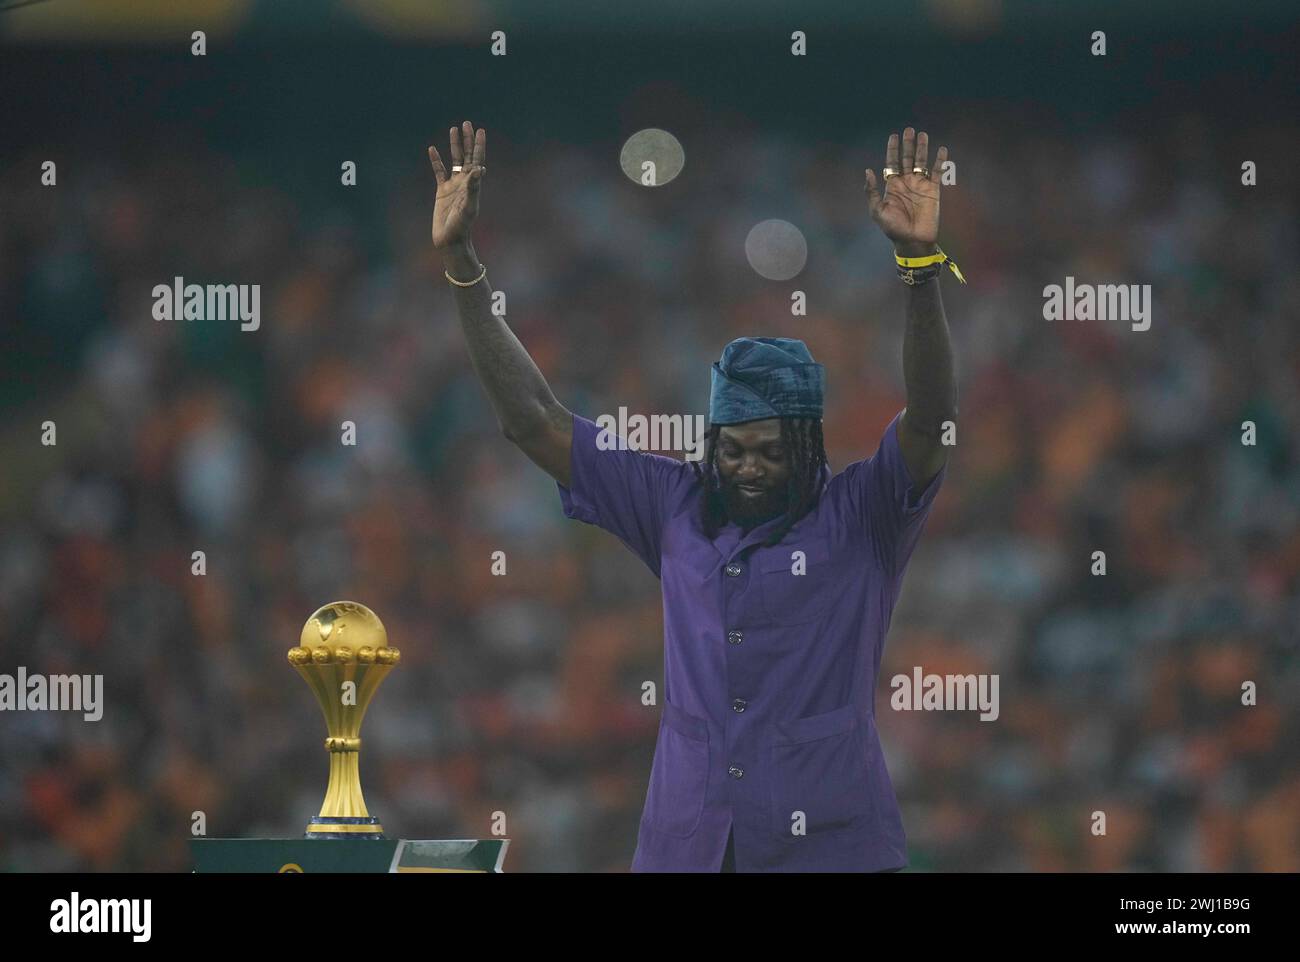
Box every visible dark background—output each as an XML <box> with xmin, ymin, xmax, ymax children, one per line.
<box><xmin>1</xmin><ymin>1</ymin><xmax>1297</xmax><ymax>871</ymax></box>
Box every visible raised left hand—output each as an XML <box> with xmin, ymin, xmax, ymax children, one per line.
<box><xmin>864</xmin><ymin>127</ymin><xmax>948</xmax><ymax>258</ymax></box>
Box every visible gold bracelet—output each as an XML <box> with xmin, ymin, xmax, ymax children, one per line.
<box><xmin>445</xmin><ymin>263</ymin><xmax>487</xmax><ymax>287</ymax></box>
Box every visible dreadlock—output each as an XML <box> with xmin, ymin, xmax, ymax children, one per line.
<box><xmin>689</xmin><ymin>418</ymin><xmax>828</xmax><ymax>547</ymax></box>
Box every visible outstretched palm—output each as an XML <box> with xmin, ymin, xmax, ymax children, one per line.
<box><xmin>428</xmin><ymin>120</ymin><xmax>486</xmax><ymax>250</ymax></box>
<box><xmin>864</xmin><ymin>127</ymin><xmax>948</xmax><ymax>256</ymax></box>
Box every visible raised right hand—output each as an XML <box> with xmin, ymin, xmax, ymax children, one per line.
<box><xmin>428</xmin><ymin>120</ymin><xmax>486</xmax><ymax>251</ymax></box>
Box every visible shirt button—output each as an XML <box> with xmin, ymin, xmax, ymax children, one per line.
<box><xmin>732</xmin><ymin>698</ymin><xmax>748</xmax><ymax>713</ymax></box>
<box><xmin>725</xmin><ymin>563</ymin><xmax>742</xmax><ymax>577</ymax></box>
<box><xmin>727</xmin><ymin>630</ymin><xmax>743</xmax><ymax>645</ymax></box>
<box><xmin>728</xmin><ymin>766</ymin><xmax>744</xmax><ymax>779</ymax></box>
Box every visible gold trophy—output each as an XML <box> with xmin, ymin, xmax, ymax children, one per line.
<box><xmin>287</xmin><ymin>601</ymin><xmax>400</xmax><ymax>839</ymax></box>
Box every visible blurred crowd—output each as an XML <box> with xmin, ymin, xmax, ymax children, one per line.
<box><xmin>0</xmin><ymin>110</ymin><xmax>1297</xmax><ymax>871</ymax></box>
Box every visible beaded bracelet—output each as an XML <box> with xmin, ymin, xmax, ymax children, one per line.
<box><xmin>445</xmin><ymin>263</ymin><xmax>487</xmax><ymax>287</ymax></box>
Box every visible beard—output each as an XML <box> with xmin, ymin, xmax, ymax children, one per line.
<box><xmin>720</xmin><ymin>478</ymin><xmax>787</xmax><ymax>529</ymax></box>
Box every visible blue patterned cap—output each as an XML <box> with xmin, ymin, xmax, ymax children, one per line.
<box><xmin>708</xmin><ymin>337</ymin><xmax>825</xmax><ymax>425</ymax></box>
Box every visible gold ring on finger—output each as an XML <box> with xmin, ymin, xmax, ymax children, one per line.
<box><xmin>882</xmin><ymin>167</ymin><xmax>901</xmax><ymax>179</ymax></box>
<box><xmin>912</xmin><ymin>166</ymin><xmax>931</xmax><ymax>177</ymax></box>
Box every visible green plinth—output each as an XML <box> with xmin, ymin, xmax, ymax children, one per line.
<box><xmin>192</xmin><ymin>838</ymin><xmax>508</xmax><ymax>872</ymax></box>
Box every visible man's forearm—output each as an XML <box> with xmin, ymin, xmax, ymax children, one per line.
<box><xmin>902</xmin><ymin>280</ymin><xmax>956</xmax><ymax>436</ymax></box>
<box><xmin>442</xmin><ymin>243</ymin><xmax>562</xmax><ymax>441</ymax></box>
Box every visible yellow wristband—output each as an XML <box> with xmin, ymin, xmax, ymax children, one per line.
<box><xmin>894</xmin><ymin>246</ymin><xmax>966</xmax><ymax>284</ymax></box>
<box><xmin>895</xmin><ymin>250</ymin><xmax>946</xmax><ymax>268</ymax></box>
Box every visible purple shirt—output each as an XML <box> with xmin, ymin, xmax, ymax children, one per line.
<box><xmin>557</xmin><ymin>409</ymin><xmax>945</xmax><ymax>871</ymax></box>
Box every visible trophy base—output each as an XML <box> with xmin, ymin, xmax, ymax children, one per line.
<box><xmin>305</xmin><ymin>815</ymin><xmax>385</xmax><ymax>839</ymax></box>
<box><xmin>193</xmin><ymin>838</ymin><xmax>509</xmax><ymax>872</ymax></box>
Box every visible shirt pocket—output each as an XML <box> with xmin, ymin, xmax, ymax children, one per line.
<box><xmin>662</xmin><ymin>529</ymin><xmax>723</xmax><ymax>586</ymax></box>
<box><xmin>757</xmin><ymin>544</ymin><xmax>838</xmax><ymax>626</ymax></box>
<box><xmin>643</xmin><ymin>700</ymin><xmax>710</xmax><ymax>839</ymax></box>
<box><xmin>768</xmin><ymin>703</ymin><xmax>873</xmax><ymax>839</ymax></box>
